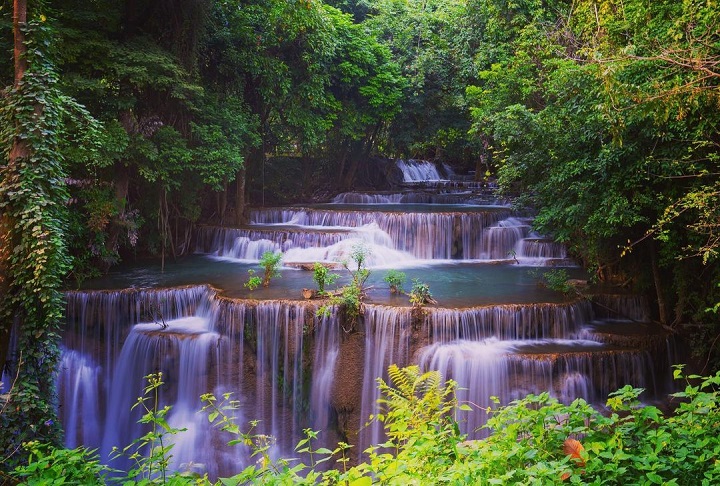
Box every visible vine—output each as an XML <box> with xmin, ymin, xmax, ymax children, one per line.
<box><xmin>0</xmin><ymin>11</ymin><xmax>100</xmax><ymax>466</ymax></box>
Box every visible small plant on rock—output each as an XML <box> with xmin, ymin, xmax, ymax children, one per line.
<box><xmin>312</xmin><ymin>262</ymin><xmax>339</xmax><ymax>295</ymax></box>
<box><xmin>318</xmin><ymin>243</ymin><xmax>372</xmax><ymax>332</ymax></box>
<box><xmin>260</xmin><ymin>251</ymin><xmax>283</xmax><ymax>287</ymax></box>
<box><xmin>244</xmin><ymin>269</ymin><xmax>263</xmax><ymax>291</ymax></box>
<box><xmin>409</xmin><ymin>279</ymin><xmax>433</xmax><ymax>306</ymax></box>
<box><xmin>384</xmin><ymin>270</ymin><xmax>407</xmax><ymax>294</ymax></box>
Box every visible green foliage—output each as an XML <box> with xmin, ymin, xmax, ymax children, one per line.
<box><xmin>12</xmin><ymin>442</ymin><xmax>105</xmax><ymax>485</ymax></box>
<box><xmin>383</xmin><ymin>270</ymin><xmax>406</xmax><ymax>293</ymax></box>
<box><xmin>9</xmin><ymin>365</ymin><xmax>720</xmax><ymax>484</ymax></box>
<box><xmin>0</xmin><ymin>11</ymin><xmax>101</xmax><ymax>465</ymax></box>
<box><xmin>409</xmin><ymin>279</ymin><xmax>432</xmax><ymax>306</ymax></box>
<box><xmin>312</xmin><ymin>262</ymin><xmax>340</xmax><ymax>295</ymax></box>
<box><xmin>530</xmin><ymin>268</ymin><xmax>573</xmax><ymax>295</ymax></box>
<box><xmin>259</xmin><ymin>251</ymin><xmax>282</xmax><ymax>288</ymax></box>
<box><xmin>243</xmin><ymin>269</ymin><xmax>262</xmax><ymax>291</ymax></box>
<box><xmin>111</xmin><ymin>373</ymin><xmax>187</xmax><ymax>484</ymax></box>
<box><xmin>318</xmin><ymin>244</ymin><xmax>371</xmax><ymax>331</ymax></box>
<box><xmin>363</xmin><ymin>0</ymin><xmax>476</xmax><ymax>165</ymax></box>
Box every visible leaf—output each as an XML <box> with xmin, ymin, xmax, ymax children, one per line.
<box><xmin>349</xmin><ymin>477</ymin><xmax>372</xmax><ymax>486</ymax></box>
<box><xmin>563</xmin><ymin>438</ymin><xmax>586</xmax><ymax>467</ymax></box>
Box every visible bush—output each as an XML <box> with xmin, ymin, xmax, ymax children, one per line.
<box><xmin>383</xmin><ymin>270</ymin><xmax>407</xmax><ymax>294</ymax></box>
<box><xmin>312</xmin><ymin>263</ymin><xmax>339</xmax><ymax>295</ymax></box>
<box><xmin>409</xmin><ymin>279</ymin><xmax>432</xmax><ymax>306</ymax></box>
<box><xmin>259</xmin><ymin>251</ymin><xmax>283</xmax><ymax>287</ymax></box>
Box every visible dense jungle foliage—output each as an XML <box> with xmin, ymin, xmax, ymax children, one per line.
<box><xmin>0</xmin><ymin>0</ymin><xmax>719</xmax><ymax>476</ymax></box>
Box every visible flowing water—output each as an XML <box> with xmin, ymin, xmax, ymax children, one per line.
<box><xmin>57</xmin><ymin>160</ymin><xmax>678</xmax><ymax>477</ymax></box>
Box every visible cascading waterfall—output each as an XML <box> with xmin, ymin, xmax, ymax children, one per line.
<box><xmin>331</xmin><ymin>192</ymin><xmax>503</xmax><ymax>205</ymax></box>
<box><xmin>476</xmin><ymin>217</ymin><xmax>531</xmax><ymax>260</ymax></box>
<box><xmin>357</xmin><ymin>306</ymin><xmax>412</xmax><ymax>455</ymax></box>
<box><xmin>249</xmin><ymin>207</ymin><xmax>510</xmax><ymax>260</ymax></box>
<box><xmin>426</xmin><ymin>300</ymin><xmax>593</xmax><ymax>342</ymax></box>
<box><xmin>100</xmin><ymin>316</ymin><xmax>221</xmax><ymax>475</ymax></box>
<box><xmin>396</xmin><ymin>159</ymin><xmax>444</xmax><ymax>182</ymax></box>
<box><xmin>59</xmin><ymin>173</ymin><xmax>678</xmax><ymax>477</ymax></box>
<box><xmin>59</xmin><ymin>288</ymin><xmax>342</xmax><ymax>478</ymax></box>
<box><xmin>355</xmin><ymin>297</ymin><xmax>672</xmax><ymax>454</ymax></box>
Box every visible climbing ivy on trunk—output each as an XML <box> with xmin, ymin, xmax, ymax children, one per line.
<box><xmin>0</xmin><ymin>9</ymin><xmax>99</xmax><ymax>467</ymax></box>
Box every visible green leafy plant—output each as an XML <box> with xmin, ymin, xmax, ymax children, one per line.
<box><xmin>383</xmin><ymin>270</ymin><xmax>407</xmax><ymax>294</ymax></box>
<box><xmin>531</xmin><ymin>268</ymin><xmax>574</xmax><ymax>295</ymax></box>
<box><xmin>0</xmin><ymin>13</ymin><xmax>101</xmax><ymax>464</ymax></box>
<box><xmin>312</xmin><ymin>262</ymin><xmax>339</xmax><ymax>295</ymax></box>
<box><xmin>318</xmin><ymin>244</ymin><xmax>371</xmax><ymax>331</ymax></box>
<box><xmin>243</xmin><ymin>269</ymin><xmax>262</xmax><ymax>291</ymax></box>
<box><xmin>11</xmin><ymin>442</ymin><xmax>106</xmax><ymax>485</ymax></box>
<box><xmin>8</xmin><ymin>365</ymin><xmax>720</xmax><ymax>484</ymax></box>
<box><xmin>111</xmin><ymin>373</ymin><xmax>186</xmax><ymax>483</ymax></box>
<box><xmin>409</xmin><ymin>279</ymin><xmax>433</xmax><ymax>306</ymax></box>
<box><xmin>259</xmin><ymin>251</ymin><xmax>282</xmax><ymax>288</ymax></box>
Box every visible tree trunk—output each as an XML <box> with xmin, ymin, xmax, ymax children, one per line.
<box><xmin>234</xmin><ymin>167</ymin><xmax>247</xmax><ymax>226</ymax></box>
<box><xmin>13</xmin><ymin>0</ymin><xmax>27</xmax><ymax>86</ymax></box>
<box><xmin>103</xmin><ymin>162</ymin><xmax>130</xmax><ymax>261</ymax></box>
<box><xmin>219</xmin><ymin>178</ymin><xmax>228</xmax><ymax>224</ymax></box>
<box><xmin>650</xmin><ymin>241</ymin><xmax>669</xmax><ymax>325</ymax></box>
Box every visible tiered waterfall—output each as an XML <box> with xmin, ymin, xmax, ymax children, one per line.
<box><xmin>58</xmin><ymin>159</ymin><xmax>678</xmax><ymax>477</ymax></box>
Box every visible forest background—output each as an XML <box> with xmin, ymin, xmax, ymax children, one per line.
<box><xmin>1</xmin><ymin>0</ymin><xmax>719</xmax><ymax>469</ymax></box>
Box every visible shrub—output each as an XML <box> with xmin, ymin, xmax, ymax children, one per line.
<box><xmin>11</xmin><ymin>366</ymin><xmax>720</xmax><ymax>485</ymax></box>
<box><xmin>259</xmin><ymin>251</ymin><xmax>283</xmax><ymax>287</ymax></box>
<box><xmin>383</xmin><ymin>270</ymin><xmax>407</xmax><ymax>294</ymax></box>
<box><xmin>409</xmin><ymin>279</ymin><xmax>432</xmax><ymax>306</ymax></box>
<box><xmin>312</xmin><ymin>262</ymin><xmax>339</xmax><ymax>295</ymax></box>
<box><xmin>243</xmin><ymin>269</ymin><xmax>262</xmax><ymax>291</ymax></box>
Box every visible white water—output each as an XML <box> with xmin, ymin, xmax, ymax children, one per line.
<box><xmin>57</xmin><ymin>181</ymin><xmax>676</xmax><ymax>477</ymax></box>
<box><xmin>397</xmin><ymin>160</ymin><xmax>445</xmax><ymax>182</ymax></box>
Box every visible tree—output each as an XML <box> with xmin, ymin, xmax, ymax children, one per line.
<box><xmin>0</xmin><ymin>2</ymin><xmax>99</xmax><ymax>465</ymax></box>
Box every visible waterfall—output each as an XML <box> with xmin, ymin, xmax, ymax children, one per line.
<box><xmin>427</xmin><ymin>300</ymin><xmax>592</xmax><ymax>341</ymax></box>
<box><xmin>310</xmin><ymin>315</ymin><xmax>340</xmax><ymax>432</ymax></box>
<box><xmin>59</xmin><ymin>288</ymin><xmax>344</xmax><ymax>478</ymax></box>
<box><xmin>58</xmin><ymin>350</ymin><xmax>102</xmax><ymax>449</ymax></box>
<box><xmin>476</xmin><ymin>217</ymin><xmax>531</xmax><ymax>260</ymax></box>
<box><xmin>58</xmin><ymin>171</ymin><xmax>679</xmax><ymax>477</ymax></box>
<box><xmin>518</xmin><ymin>238</ymin><xmax>568</xmax><ymax>260</ymax></box>
<box><xmin>417</xmin><ymin>339</ymin><xmax>514</xmax><ymax>436</ymax></box>
<box><xmin>357</xmin><ymin>306</ymin><xmax>412</xmax><ymax>455</ymax></box>
<box><xmin>332</xmin><ymin>193</ymin><xmax>405</xmax><ymax>204</ymax></box>
<box><xmin>99</xmin><ymin>316</ymin><xmax>221</xmax><ymax>474</ymax></box>
<box><xmin>331</xmin><ymin>192</ymin><xmax>505</xmax><ymax>205</ymax></box>
<box><xmin>396</xmin><ymin>160</ymin><xmax>444</xmax><ymax>182</ymax></box>
<box><xmin>250</xmin><ymin>208</ymin><xmax>510</xmax><ymax>260</ymax></box>
<box><xmin>417</xmin><ymin>339</ymin><xmax>660</xmax><ymax>438</ymax></box>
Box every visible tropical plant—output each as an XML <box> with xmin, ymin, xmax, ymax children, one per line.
<box><xmin>243</xmin><ymin>269</ymin><xmax>263</xmax><ymax>291</ymax></box>
<box><xmin>409</xmin><ymin>279</ymin><xmax>433</xmax><ymax>306</ymax></box>
<box><xmin>312</xmin><ymin>262</ymin><xmax>340</xmax><ymax>295</ymax></box>
<box><xmin>383</xmin><ymin>270</ymin><xmax>406</xmax><ymax>294</ymax></box>
<box><xmin>259</xmin><ymin>251</ymin><xmax>282</xmax><ymax>288</ymax></box>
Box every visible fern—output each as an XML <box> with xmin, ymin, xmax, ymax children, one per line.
<box><xmin>375</xmin><ymin>365</ymin><xmax>459</xmax><ymax>447</ymax></box>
